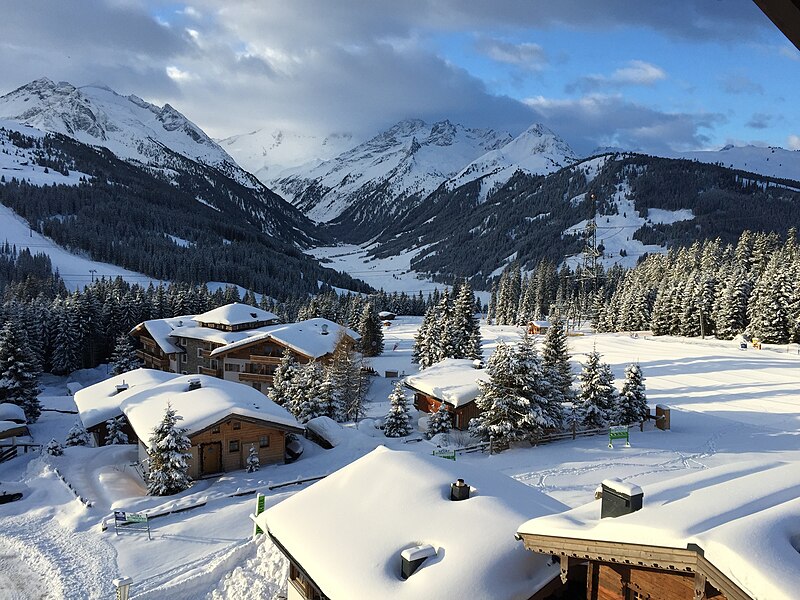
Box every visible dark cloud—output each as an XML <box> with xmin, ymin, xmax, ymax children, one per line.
<box><xmin>746</xmin><ymin>112</ymin><xmax>772</xmax><ymax>129</ymax></box>
<box><xmin>719</xmin><ymin>74</ymin><xmax>764</xmax><ymax>95</ymax></box>
<box><xmin>474</xmin><ymin>38</ymin><xmax>548</xmax><ymax>70</ymax></box>
<box><xmin>524</xmin><ymin>94</ymin><xmax>725</xmax><ymax>154</ymax></box>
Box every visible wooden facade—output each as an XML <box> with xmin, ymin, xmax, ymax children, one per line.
<box><xmin>518</xmin><ymin>533</ymin><xmax>750</xmax><ymax>600</ymax></box>
<box><xmin>412</xmin><ymin>390</ymin><xmax>480</xmax><ymax>430</ymax></box>
<box><xmin>87</xmin><ymin>419</ymin><xmax>137</xmax><ymax>447</ymax></box>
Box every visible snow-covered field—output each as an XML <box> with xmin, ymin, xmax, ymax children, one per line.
<box><xmin>2</xmin><ymin>320</ymin><xmax>800</xmax><ymax>598</ymax></box>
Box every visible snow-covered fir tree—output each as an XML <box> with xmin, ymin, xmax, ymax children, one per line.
<box><xmin>246</xmin><ymin>445</ymin><xmax>260</xmax><ymax>473</ymax></box>
<box><xmin>0</xmin><ymin>321</ymin><xmax>42</xmax><ymax>422</ymax></box>
<box><xmin>270</xmin><ymin>349</ymin><xmax>297</xmax><ymax>407</ymax></box>
<box><xmin>327</xmin><ymin>333</ymin><xmax>368</xmax><ymax>422</ymax></box>
<box><xmin>515</xmin><ymin>334</ymin><xmax>563</xmax><ymax>433</ymax></box>
<box><xmin>451</xmin><ymin>280</ymin><xmax>483</xmax><ymax>361</ymax></box>
<box><xmin>105</xmin><ymin>416</ymin><xmax>129</xmax><ymax>445</ymax></box>
<box><xmin>46</xmin><ymin>438</ymin><xmax>64</xmax><ymax>456</ymax></box>
<box><xmin>384</xmin><ymin>381</ymin><xmax>412</xmax><ymax>438</ymax></box>
<box><xmin>614</xmin><ymin>363</ymin><xmax>649</xmax><ymax>425</ymax></box>
<box><xmin>577</xmin><ymin>349</ymin><xmax>616</xmax><ymax>429</ymax></box>
<box><xmin>542</xmin><ymin>317</ymin><xmax>573</xmax><ymax>403</ymax></box>
<box><xmin>147</xmin><ymin>403</ymin><xmax>192</xmax><ymax>496</ymax></box>
<box><xmin>426</xmin><ymin>402</ymin><xmax>452</xmax><ymax>439</ymax></box>
<box><xmin>110</xmin><ymin>333</ymin><xmax>142</xmax><ymax>375</ymax></box>
<box><xmin>65</xmin><ymin>420</ymin><xmax>90</xmax><ymax>446</ymax></box>
<box><xmin>357</xmin><ymin>303</ymin><xmax>384</xmax><ymax>357</ymax></box>
<box><xmin>287</xmin><ymin>362</ymin><xmax>328</xmax><ymax>424</ymax></box>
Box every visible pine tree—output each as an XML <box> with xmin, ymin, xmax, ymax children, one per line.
<box><xmin>451</xmin><ymin>280</ymin><xmax>483</xmax><ymax>360</ymax></box>
<box><xmin>0</xmin><ymin>321</ymin><xmax>42</xmax><ymax>422</ymax></box>
<box><xmin>614</xmin><ymin>363</ymin><xmax>648</xmax><ymax>425</ymax></box>
<box><xmin>287</xmin><ymin>362</ymin><xmax>328</xmax><ymax>424</ymax></box>
<box><xmin>147</xmin><ymin>403</ymin><xmax>192</xmax><ymax>496</ymax></box>
<box><xmin>106</xmin><ymin>416</ymin><xmax>129</xmax><ymax>445</ymax></box>
<box><xmin>65</xmin><ymin>420</ymin><xmax>91</xmax><ymax>446</ymax></box>
<box><xmin>426</xmin><ymin>402</ymin><xmax>452</xmax><ymax>439</ymax></box>
<box><xmin>357</xmin><ymin>303</ymin><xmax>384</xmax><ymax>357</ymax></box>
<box><xmin>577</xmin><ymin>349</ymin><xmax>616</xmax><ymax>429</ymax></box>
<box><xmin>384</xmin><ymin>381</ymin><xmax>412</xmax><ymax>438</ymax></box>
<box><xmin>270</xmin><ymin>349</ymin><xmax>297</xmax><ymax>407</ymax></box>
<box><xmin>110</xmin><ymin>333</ymin><xmax>142</xmax><ymax>375</ymax></box>
<box><xmin>46</xmin><ymin>438</ymin><xmax>64</xmax><ymax>456</ymax></box>
<box><xmin>246</xmin><ymin>445</ymin><xmax>260</xmax><ymax>473</ymax></box>
<box><xmin>327</xmin><ymin>333</ymin><xmax>368</xmax><ymax>422</ymax></box>
<box><xmin>542</xmin><ymin>317</ymin><xmax>573</xmax><ymax>403</ymax></box>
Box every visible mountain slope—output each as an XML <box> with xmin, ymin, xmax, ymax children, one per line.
<box><xmin>675</xmin><ymin>144</ymin><xmax>800</xmax><ymax>182</ymax></box>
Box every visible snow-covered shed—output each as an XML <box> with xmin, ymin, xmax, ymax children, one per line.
<box><xmin>527</xmin><ymin>320</ymin><xmax>551</xmax><ymax>335</ymax></box>
<box><xmin>120</xmin><ymin>374</ymin><xmax>303</xmax><ymax>478</ymax></box>
<box><xmin>0</xmin><ymin>403</ymin><xmax>27</xmax><ymax>424</ymax></box>
<box><xmin>0</xmin><ymin>420</ymin><xmax>29</xmax><ymax>441</ymax></box>
<box><xmin>74</xmin><ymin>369</ymin><xmax>176</xmax><ymax>446</ymax></box>
<box><xmin>260</xmin><ymin>446</ymin><xmax>566</xmax><ymax>600</ymax></box>
<box><xmin>404</xmin><ymin>358</ymin><xmax>489</xmax><ymax>429</ymax></box>
<box><xmin>304</xmin><ymin>416</ymin><xmax>345</xmax><ymax>449</ymax></box>
<box><xmin>378</xmin><ymin>310</ymin><xmax>396</xmax><ymax>320</ymax></box>
<box><xmin>517</xmin><ymin>460</ymin><xmax>800</xmax><ymax>600</ymax></box>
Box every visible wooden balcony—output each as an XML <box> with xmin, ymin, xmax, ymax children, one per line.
<box><xmin>199</xmin><ymin>349</ymin><xmax>213</xmax><ymax>359</ymax></box>
<box><xmin>136</xmin><ymin>350</ymin><xmax>170</xmax><ymax>370</ymax></box>
<box><xmin>198</xmin><ymin>366</ymin><xmax>220</xmax><ymax>377</ymax></box>
<box><xmin>239</xmin><ymin>372</ymin><xmax>273</xmax><ymax>384</ymax></box>
<box><xmin>248</xmin><ymin>355</ymin><xmax>282</xmax><ymax>364</ymax></box>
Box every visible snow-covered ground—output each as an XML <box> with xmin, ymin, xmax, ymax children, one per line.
<box><xmin>2</xmin><ymin>320</ymin><xmax>800</xmax><ymax>598</ymax></box>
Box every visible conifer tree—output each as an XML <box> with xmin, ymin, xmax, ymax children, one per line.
<box><xmin>246</xmin><ymin>445</ymin><xmax>260</xmax><ymax>473</ymax></box>
<box><xmin>357</xmin><ymin>303</ymin><xmax>384</xmax><ymax>357</ymax></box>
<box><xmin>46</xmin><ymin>438</ymin><xmax>64</xmax><ymax>456</ymax></box>
<box><xmin>542</xmin><ymin>317</ymin><xmax>573</xmax><ymax>403</ymax></box>
<box><xmin>577</xmin><ymin>349</ymin><xmax>616</xmax><ymax>429</ymax></box>
<box><xmin>327</xmin><ymin>333</ymin><xmax>368</xmax><ymax>422</ymax></box>
<box><xmin>147</xmin><ymin>403</ymin><xmax>192</xmax><ymax>496</ymax></box>
<box><xmin>288</xmin><ymin>362</ymin><xmax>328</xmax><ymax>423</ymax></box>
<box><xmin>106</xmin><ymin>416</ymin><xmax>129</xmax><ymax>445</ymax></box>
<box><xmin>0</xmin><ymin>321</ymin><xmax>41</xmax><ymax>422</ymax></box>
<box><xmin>614</xmin><ymin>363</ymin><xmax>648</xmax><ymax>425</ymax></box>
<box><xmin>270</xmin><ymin>349</ymin><xmax>297</xmax><ymax>407</ymax></box>
<box><xmin>384</xmin><ymin>381</ymin><xmax>412</xmax><ymax>438</ymax></box>
<box><xmin>451</xmin><ymin>280</ymin><xmax>483</xmax><ymax>360</ymax></box>
<box><xmin>65</xmin><ymin>420</ymin><xmax>91</xmax><ymax>446</ymax></box>
<box><xmin>426</xmin><ymin>402</ymin><xmax>452</xmax><ymax>439</ymax></box>
<box><xmin>110</xmin><ymin>333</ymin><xmax>142</xmax><ymax>375</ymax></box>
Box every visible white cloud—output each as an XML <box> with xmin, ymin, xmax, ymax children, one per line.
<box><xmin>475</xmin><ymin>38</ymin><xmax>548</xmax><ymax>71</ymax></box>
<box><xmin>166</xmin><ymin>66</ymin><xmax>195</xmax><ymax>82</ymax></box>
<box><xmin>567</xmin><ymin>60</ymin><xmax>666</xmax><ymax>93</ymax></box>
<box><xmin>788</xmin><ymin>135</ymin><xmax>800</xmax><ymax>150</ymax></box>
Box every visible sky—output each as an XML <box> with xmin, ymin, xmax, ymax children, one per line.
<box><xmin>1</xmin><ymin>0</ymin><xmax>798</xmax><ymax>156</ymax></box>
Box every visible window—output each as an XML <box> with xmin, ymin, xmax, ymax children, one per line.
<box><xmin>211</xmin><ymin>426</ymin><xmax>220</xmax><ymax>434</ymax></box>
<box><xmin>197</xmin><ymin>366</ymin><xmax>204</xmax><ymax>374</ymax></box>
<box><xmin>229</xmin><ymin>440</ymin><xmax>240</xmax><ymax>453</ymax></box>
<box><xmin>259</xmin><ymin>435</ymin><xmax>270</xmax><ymax>448</ymax></box>
<box><xmin>197</xmin><ymin>348</ymin><xmax>203</xmax><ymax>358</ymax></box>
<box><xmin>210</xmin><ymin>359</ymin><xmax>218</xmax><ymax>369</ymax></box>
<box><xmin>225</xmin><ymin>363</ymin><xmax>241</xmax><ymax>372</ymax></box>
<box><xmin>232</xmin><ymin>421</ymin><xmax>241</xmax><ymax>430</ymax></box>
<box><xmin>181</xmin><ymin>353</ymin><xmax>187</xmax><ymax>364</ymax></box>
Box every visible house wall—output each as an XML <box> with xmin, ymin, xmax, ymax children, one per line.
<box><xmin>412</xmin><ymin>391</ymin><xmax>478</xmax><ymax>430</ymax></box>
<box><xmin>132</xmin><ymin>330</ymin><xmax>173</xmax><ymax>371</ymax></box>
<box><xmin>587</xmin><ymin>562</ymin><xmax>727</xmax><ymax>600</ymax></box>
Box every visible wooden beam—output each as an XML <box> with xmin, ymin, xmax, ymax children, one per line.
<box><xmin>694</xmin><ymin>572</ymin><xmax>707</xmax><ymax>600</ymax></box>
<box><xmin>560</xmin><ymin>554</ymin><xmax>569</xmax><ymax>584</ymax></box>
<box><xmin>754</xmin><ymin>0</ymin><xmax>800</xmax><ymax>51</ymax></box>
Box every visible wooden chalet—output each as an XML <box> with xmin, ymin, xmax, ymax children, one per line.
<box><xmin>404</xmin><ymin>358</ymin><xmax>488</xmax><ymax>430</ymax></box>
<box><xmin>130</xmin><ymin>304</ymin><xmax>360</xmax><ymax>395</ymax></box>
<box><xmin>517</xmin><ymin>462</ymin><xmax>800</xmax><ymax>600</ymax></box>
<box><xmin>527</xmin><ymin>320</ymin><xmax>551</xmax><ymax>335</ymax></box>
<box><xmin>121</xmin><ymin>374</ymin><xmax>303</xmax><ymax>478</ymax></box>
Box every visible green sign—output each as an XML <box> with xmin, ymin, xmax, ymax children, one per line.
<box><xmin>608</xmin><ymin>425</ymin><xmax>630</xmax><ymax>448</ymax></box>
<box><xmin>126</xmin><ymin>512</ymin><xmax>148</xmax><ymax>523</ymax></box>
<box><xmin>432</xmin><ymin>449</ymin><xmax>456</xmax><ymax>461</ymax></box>
<box><xmin>253</xmin><ymin>493</ymin><xmax>266</xmax><ymax>537</ymax></box>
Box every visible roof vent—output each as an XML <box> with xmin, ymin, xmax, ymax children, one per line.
<box><xmin>320</xmin><ymin>324</ymin><xmax>329</xmax><ymax>335</ymax></box>
<box><xmin>450</xmin><ymin>478</ymin><xmax>470</xmax><ymax>501</ymax></box>
<box><xmin>178</xmin><ymin>320</ymin><xmax>183</xmax><ymax>327</ymax></box>
<box><xmin>187</xmin><ymin>377</ymin><xmax>202</xmax><ymax>391</ymax></box>
<box><xmin>600</xmin><ymin>478</ymin><xmax>643</xmax><ymax>518</ymax></box>
<box><xmin>400</xmin><ymin>544</ymin><xmax>436</xmax><ymax>579</ymax></box>
<box><xmin>115</xmin><ymin>382</ymin><xmax>129</xmax><ymax>394</ymax></box>
<box><xmin>250</xmin><ymin>312</ymin><xmax>257</xmax><ymax>319</ymax></box>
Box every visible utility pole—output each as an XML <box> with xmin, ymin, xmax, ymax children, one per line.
<box><xmin>89</xmin><ymin>269</ymin><xmax>97</xmax><ymax>283</ymax></box>
<box><xmin>581</xmin><ymin>192</ymin><xmax>601</xmax><ymax>324</ymax></box>
<box><xmin>699</xmin><ymin>306</ymin><xmax>705</xmax><ymax>339</ymax></box>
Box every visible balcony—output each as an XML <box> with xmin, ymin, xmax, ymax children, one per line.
<box><xmin>136</xmin><ymin>350</ymin><xmax>170</xmax><ymax>369</ymax></box>
<box><xmin>198</xmin><ymin>366</ymin><xmax>220</xmax><ymax>377</ymax></box>
<box><xmin>239</xmin><ymin>372</ymin><xmax>273</xmax><ymax>384</ymax></box>
<box><xmin>248</xmin><ymin>355</ymin><xmax>282</xmax><ymax>364</ymax></box>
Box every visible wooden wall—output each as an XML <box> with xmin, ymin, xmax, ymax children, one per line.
<box><xmin>412</xmin><ymin>391</ymin><xmax>479</xmax><ymax>430</ymax></box>
<box><xmin>587</xmin><ymin>562</ymin><xmax>727</xmax><ymax>600</ymax></box>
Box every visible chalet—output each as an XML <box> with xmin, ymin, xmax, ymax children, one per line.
<box><xmin>516</xmin><ymin>460</ymin><xmax>800</xmax><ymax>600</ymax></box>
<box><xmin>527</xmin><ymin>320</ymin><xmax>551</xmax><ymax>335</ymax></box>
<box><xmin>121</xmin><ymin>374</ymin><xmax>303</xmax><ymax>479</ymax></box>
<box><xmin>74</xmin><ymin>369</ymin><xmax>176</xmax><ymax>446</ymax></box>
<box><xmin>257</xmin><ymin>446</ymin><xmax>567</xmax><ymax>600</ymax></box>
<box><xmin>404</xmin><ymin>358</ymin><xmax>489</xmax><ymax>430</ymax></box>
<box><xmin>130</xmin><ymin>303</ymin><xmax>360</xmax><ymax>394</ymax></box>
<box><xmin>378</xmin><ymin>310</ymin><xmax>396</xmax><ymax>320</ymax></box>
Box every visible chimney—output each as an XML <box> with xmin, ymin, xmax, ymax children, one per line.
<box><xmin>115</xmin><ymin>382</ymin><xmax>129</xmax><ymax>394</ymax></box>
<box><xmin>400</xmin><ymin>544</ymin><xmax>436</xmax><ymax>579</ymax></box>
<box><xmin>320</xmin><ymin>324</ymin><xmax>329</xmax><ymax>335</ymax></box>
<box><xmin>450</xmin><ymin>478</ymin><xmax>470</xmax><ymax>501</ymax></box>
<box><xmin>600</xmin><ymin>479</ymin><xmax>643</xmax><ymax>518</ymax></box>
<box><xmin>187</xmin><ymin>377</ymin><xmax>202</xmax><ymax>391</ymax></box>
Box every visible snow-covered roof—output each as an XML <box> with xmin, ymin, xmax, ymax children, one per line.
<box><xmin>0</xmin><ymin>403</ymin><xmax>26</xmax><ymax>423</ymax></box>
<box><xmin>0</xmin><ymin>420</ymin><xmax>27</xmax><ymax>436</ymax></box>
<box><xmin>133</xmin><ymin>316</ymin><xmax>190</xmax><ymax>354</ymax></box>
<box><xmin>120</xmin><ymin>375</ymin><xmax>302</xmax><ymax>448</ymax></box>
<box><xmin>404</xmin><ymin>358</ymin><xmax>489</xmax><ymax>407</ymax></box>
<box><xmin>517</xmin><ymin>460</ymin><xmax>800</xmax><ymax>600</ymax></box>
<box><xmin>210</xmin><ymin>318</ymin><xmax>360</xmax><ymax>359</ymax></box>
<box><xmin>193</xmin><ymin>303</ymin><xmax>278</xmax><ymax>326</ymax></box>
<box><xmin>529</xmin><ymin>320</ymin><xmax>550</xmax><ymax>328</ymax></box>
<box><xmin>305</xmin><ymin>416</ymin><xmax>346</xmax><ymax>448</ymax></box>
<box><xmin>378</xmin><ymin>311</ymin><xmax>396</xmax><ymax>319</ymax></box>
<box><xmin>168</xmin><ymin>324</ymin><xmax>255</xmax><ymax>346</ymax></box>
<box><xmin>261</xmin><ymin>447</ymin><xmax>565</xmax><ymax>600</ymax></box>
<box><xmin>74</xmin><ymin>369</ymin><xmax>178</xmax><ymax>429</ymax></box>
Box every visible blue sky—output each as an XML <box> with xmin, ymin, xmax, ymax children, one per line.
<box><xmin>0</xmin><ymin>1</ymin><xmax>797</xmax><ymax>155</ymax></box>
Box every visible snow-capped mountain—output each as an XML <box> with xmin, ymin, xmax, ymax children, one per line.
<box><xmin>674</xmin><ymin>144</ymin><xmax>800</xmax><ymax>182</ymax></box>
<box><xmin>270</xmin><ymin>119</ymin><xmax>514</xmax><ymax>226</ymax></box>
<box><xmin>0</xmin><ymin>78</ymin><xmax>256</xmax><ymax>187</ymax></box>
<box><xmin>217</xmin><ymin>128</ymin><xmax>361</xmax><ymax>183</ymax></box>
<box><xmin>446</xmin><ymin>123</ymin><xmax>577</xmax><ymax>201</ymax></box>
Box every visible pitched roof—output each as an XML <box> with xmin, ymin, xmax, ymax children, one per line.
<box><xmin>132</xmin><ymin>316</ymin><xmax>190</xmax><ymax>354</ymax></box>
<box><xmin>404</xmin><ymin>358</ymin><xmax>489</xmax><ymax>407</ymax></box>
<box><xmin>74</xmin><ymin>368</ymin><xmax>177</xmax><ymax>429</ymax></box>
<box><xmin>120</xmin><ymin>374</ymin><xmax>302</xmax><ymax>448</ymax></box>
<box><xmin>261</xmin><ymin>447</ymin><xmax>565</xmax><ymax>600</ymax></box>
<box><xmin>193</xmin><ymin>302</ymin><xmax>278</xmax><ymax>326</ymax></box>
<box><xmin>0</xmin><ymin>403</ymin><xmax>26</xmax><ymax>424</ymax></box>
<box><xmin>517</xmin><ymin>460</ymin><xmax>800</xmax><ymax>600</ymax></box>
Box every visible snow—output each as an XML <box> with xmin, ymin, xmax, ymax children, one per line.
<box><xmin>601</xmin><ymin>478</ymin><xmax>642</xmax><ymax>497</ymax></box>
<box><xmin>134</xmin><ymin>317</ymin><xmax>188</xmax><ymax>354</ymax></box>
<box><xmin>259</xmin><ymin>446</ymin><xmax>565</xmax><ymax>600</ymax></box>
<box><xmin>120</xmin><ymin>374</ymin><xmax>302</xmax><ymax>449</ymax></box>
<box><xmin>167</xmin><ymin>234</ymin><xmax>194</xmax><ymax>248</ymax></box>
<box><xmin>519</xmin><ymin>460</ymin><xmax>800</xmax><ymax>600</ymax></box>
<box><xmin>0</xmin><ymin>202</ymin><xmax>161</xmax><ymax>292</ymax></box>
<box><xmin>674</xmin><ymin>144</ymin><xmax>800</xmax><ymax>183</ymax></box>
<box><xmin>404</xmin><ymin>358</ymin><xmax>489</xmax><ymax>407</ymax></box>
<box><xmin>0</xmin><ymin>420</ymin><xmax>26</xmax><ymax>435</ymax></box>
<box><xmin>400</xmin><ymin>543</ymin><xmax>437</xmax><ymax>562</ymax></box>
<box><xmin>305</xmin><ymin>416</ymin><xmax>346</xmax><ymax>448</ymax></box>
<box><xmin>0</xmin><ymin>403</ymin><xmax>27</xmax><ymax>423</ymax></box>
<box><xmin>194</xmin><ymin>303</ymin><xmax>278</xmax><ymax>327</ymax></box>
<box><xmin>73</xmin><ymin>368</ymin><xmax>177</xmax><ymax>430</ymax></box>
